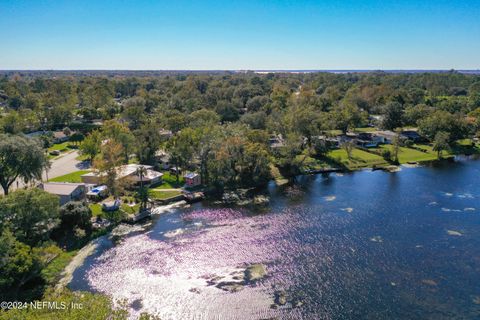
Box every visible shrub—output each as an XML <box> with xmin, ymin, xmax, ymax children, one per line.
<box><xmin>382</xmin><ymin>149</ymin><xmax>392</xmax><ymax>161</ymax></box>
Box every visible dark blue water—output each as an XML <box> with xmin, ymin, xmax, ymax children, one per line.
<box><xmin>70</xmin><ymin>158</ymin><xmax>480</xmax><ymax>319</ymax></box>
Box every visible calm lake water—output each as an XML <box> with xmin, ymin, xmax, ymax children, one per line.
<box><xmin>70</xmin><ymin>158</ymin><xmax>480</xmax><ymax>319</ymax></box>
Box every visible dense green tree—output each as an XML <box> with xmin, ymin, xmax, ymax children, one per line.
<box><xmin>240</xmin><ymin>111</ymin><xmax>267</xmax><ymax>129</ymax></box>
<box><xmin>0</xmin><ymin>188</ymin><xmax>60</xmax><ymax>246</ymax></box>
<box><xmin>59</xmin><ymin>201</ymin><xmax>92</xmax><ymax>232</ymax></box>
<box><xmin>102</xmin><ymin>120</ymin><xmax>135</xmax><ymax>163</ymax></box>
<box><xmin>275</xmin><ymin>132</ymin><xmax>307</xmax><ymax>177</ymax></box>
<box><xmin>69</xmin><ymin>131</ymin><xmax>85</xmax><ymax>145</ymax></box>
<box><xmin>342</xmin><ymin>140</ymin><xmax>355</xmax><ymax>160</ymax></box>
<box><xmin>418</xmin><ymin>110</ymin><xmax>469</xmax><ymax>142</ymax></box>
<box><xmin>329</xmin><ymin>102</ymin><xmax>366</xmax><ymax>133</ymax></box>
<box><xmin>79</xmin><ymin>130</ymin><xmax>102</xmax><ymax>162</ymax></box>
<box><xmin>0</xmin><ymin>229</ymin><xmax>38</xmax><ymax>299</ymax></box>
<box><xmin>433</xmin><ymin>131</ymin><xmax>451</xmax><ymax>159</ymax></box>
<box><xmin>94</xmin><ymin>140</ymin><xmax>125</xmax><ymax>198</ymax></box>
<box><xmin>167</xmin><ymin>128</ymin><xmax>196</xmax><ymax>183</ymax></box>
<box><xmin>403</xmin><ymin>104</ymin><xmax>434</xmax><ymax>126</ymax></box>
<box><xmin>216</xmin><ymin>100</ymin><xmax>240</xmax><ymax>122</ymax></box>
<box><xmin>0</xmin><ymin>111</ymin><xmax>24</xmax><ymax>133</ymax></box>
<box><xmin>381</xmin><ymin>101</ymin><xmax>404</xmax><ymax>130</ymax></box>
<box><xmin>0</xmin><ymin>135</ymin><xmax>49</xmax><ymax>195</ymax></box>
<box><xmin>122</xmin><ymin>96</ymin><xmax>146</xmax><ymax>129</ymax></box>
<box><xmin>134</xmin><ymin>120</ymin><xmax>162</xmax><ymax>164</ymax></box>
<box><xmin>188</xmin><ymin>109</ymin><xmax>220</xmax><ymax>127</ymax></box>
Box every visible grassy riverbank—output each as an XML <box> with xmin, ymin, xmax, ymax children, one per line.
<box><xmin>295</xmin><ymin>141</ymin><xmax>479</xmax><ymax>173</ymax></box>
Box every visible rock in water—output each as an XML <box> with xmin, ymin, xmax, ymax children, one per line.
<box><xmin>216</xmin><ymin>281</ymin><xmax>244</xmax><ymax>293</ymax></box>
<box><xmin>274</xmin><ymin>290</ymin><xmax>287</xmax><ymax>305</ymax></box>
<box><xmin>244</xmin><ymin>264</ymin><xmax>267</xmax><ymax>282</ymax></box>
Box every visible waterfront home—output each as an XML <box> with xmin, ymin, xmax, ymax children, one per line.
<box><xmin>356</xmin><ymin>132</ymin><xmax>386</xmax><ymax>147</ymax></box>
<box><xmin>374</xmin><ymin>130</ymin><xmax>399</xmax><ymax>144</ymax></box>
<box><xmin>313</xmin><ymin>135</ymin><xmax>340</xmax><ymax>149</ymax></box>
<box><xmin>401</xmin><ymin>130</ymin><xmax>423</xmax><ymax>142</ymax></box>
<box><xmin>337</xmin><ymin>132</ymin><xmax>358</xmax><ymax>143</ymax></box>
<box><xmin>184</xmin><ymin>172</ymin><xmax>201</xmax><ymax>187</ymax></box>
<box><xmin>40</xmin><ymin>182</ymin><xmax>87</xmax><ymax>205</ymax></box>
<box><xmin>81</xmin><ymin>164</ymin><xmax>163</xmax><ymax>186</ymax></box>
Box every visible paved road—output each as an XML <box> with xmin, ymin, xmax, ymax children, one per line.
<box><xmin>7</xmin><ymin>150</ymin><xmax>91</xmax><ymax>193</ymax></box>
<box><xmin>43</xmin><ymin>151</ymin><xmax>89</xmax><ymax>180</ymax></box>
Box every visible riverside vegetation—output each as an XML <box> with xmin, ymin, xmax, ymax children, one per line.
<box><xmin>1</xmin><ymin>70</ymin><xmax>480</xmax><ymax>318</ymax></box>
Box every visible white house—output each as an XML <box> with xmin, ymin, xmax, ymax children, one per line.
<box><xmin>81</xmin><ymin>164</ymin><xmax>163</xmax><ymax>186</ymax></box>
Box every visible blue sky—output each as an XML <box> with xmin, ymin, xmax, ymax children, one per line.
<box><xmin>0</xmin><ymin>0</ymin><xmax>479</xmax><ymax>70</ymax></box>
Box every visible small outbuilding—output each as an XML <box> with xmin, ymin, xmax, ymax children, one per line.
<box><xmin>184</xmin><ymin>172</ymin><xmax>201</xmax><ymax>187</ymax></box>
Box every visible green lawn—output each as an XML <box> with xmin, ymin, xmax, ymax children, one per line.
<box><xmin>327</xmin><ymin>148</ymin><xmax>389</xmax><ymax>170</ymax></box>
<box><xmin>149</xmin><ymin>189</ymin><xmax>182</xmax><ymax>200</ymax></box>
<box><xmin>354</xmin><ymin>127</ymin><xmax>377</xmax><ymax>133</ymax></box>
<box><xmin>49</xmin><ymin>170</ymin><xmax>91</xmax><ymax>183</ymax></box>
<box><xmin>89</xmin><ymin>203</ymin><xmax>102</xmax><ymax>217</ymax></box>
<box><xmin>452</xmin><ymin>139</ymin><xmax>480</xmax><ymax>154</ymax></box>
<box><xmin>121</xmin><ymin>203</ymin><xmax>140</xmax><ymax>214</ymax></box>
<box><xmin>89</xmin><ymin>200</ymin><xmax>140</xmax><ymax>217</ymax></box>
<box><xmin>155</xmin><ymin>171</ymin><xmax>185</xmax><ymax>189</ymax></box>
<box><xmin>75</xmin><ymin>153</ymin><xmax>90</xmax><ymax>161</ymax></box>
<box><xmin>48</xmin><ymin>142</ymin><xmax>75</xmax><ymax>152</ymax></box>
<box><xmin>298</xmin><ymin>155</ymin><xmax>333</xmax><ymax>171</ymax></box>
<box><xmin>372</xmin><ymin>144</ymin><xmax>448</xmax><ymax>164</ymax></box>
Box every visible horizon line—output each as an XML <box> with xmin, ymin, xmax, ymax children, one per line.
<box><xmin>1</xmin><ymin>69</ymin><xmax>479</xmax><ymax>73</ymax></box>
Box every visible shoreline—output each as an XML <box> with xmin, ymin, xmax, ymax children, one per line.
<box><xmin>55</xmin><ymin>155</ymin><xmax>479</xmax><ymax>293</ymax></box>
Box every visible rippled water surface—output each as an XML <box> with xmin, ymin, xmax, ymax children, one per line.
<box><xmin>70</xmin><ymin>159</ymin><xmax>480</xmax><ymax>319</ymax></box>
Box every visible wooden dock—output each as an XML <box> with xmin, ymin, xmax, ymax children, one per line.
<box><xmin>184</xmin><ymin>191</ymin><xmax>205</xmax><ymax>203</ymax></box>
<box><xmin>127</xmin><ymin>209</ymin><xmax>152</xmax><ymax>223</ymax></box>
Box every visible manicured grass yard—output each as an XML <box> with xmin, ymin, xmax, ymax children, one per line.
<box><xmin>156</xmin><ymin>171</ymin><xmax>185</xmax><ymax>189</ymax></box>
<box><xmin>327</xmin><ymin>148</ymin><xmax>389</xmax><ymax>170</ymax></box>
<box><xmin>121</xmin><ymin>203</ymin><xmax>140</xmax><ymax>214</ymax></box>
<box><xmin>49</xmin><ymin>170</ymin><xmax>91</xmax><ymax>183</ymax></box>
<box><xmin>354</xmin><ymin>127</ymin><xmax>377</xmax><ymax>133</ymax></box>
<box><xmin>372</xmin><ymin>145</ymin><xmax>444</xmax><ymax>164</ymax></box>
<box><xmin>89</xmin><ymin>199</ymin><xmax>140</xmax><ymax>217</ymax></box>
<box><xmin>48</xmin><ymin>142</ymin><xmax>75</xmax><ymax>152</ymax></box>
<box><xmin>89</xmin><ymin>203</ymin><xmax>103</xmax><ymax>217</ymax></box>
<box><xmin>149</xmin><ymin>189</ymin><xmax>182</xmax><ymax>200</ymax></box>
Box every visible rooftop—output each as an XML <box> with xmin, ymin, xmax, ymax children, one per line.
<box><xmin>184</xmin><ymin>172</ymin><xmax>199</xmax><ymax>179</ymax></box>
<box><xmin>81</xmin><ymin>164</ymin><xmax>161</xmax><ymax>180</ymax></box>
<box><xmin>41</xmin><ymin>182</ymin><xmax>84</xmax><ymax>195</ymax></box>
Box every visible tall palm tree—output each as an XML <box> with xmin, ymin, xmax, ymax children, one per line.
<box><xmin>136</xmin><ymin>165</ymin><xmax>147</xmax><ymax>188</ymax></box>
<box><xmin>136</xmin><ymin>165</ymin><xmax>148</xmax><ymax>210</ymax></box>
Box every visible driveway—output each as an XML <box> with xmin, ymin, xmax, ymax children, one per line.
<box><xmin>7</xmin><ymin>150</ymin><xmax>91</xmax><ymax>193</ymax></box>
<box><xmin>43</xmin><ymin>150</ymin><xmax>90</xmax><ymax>180</ymax></box>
